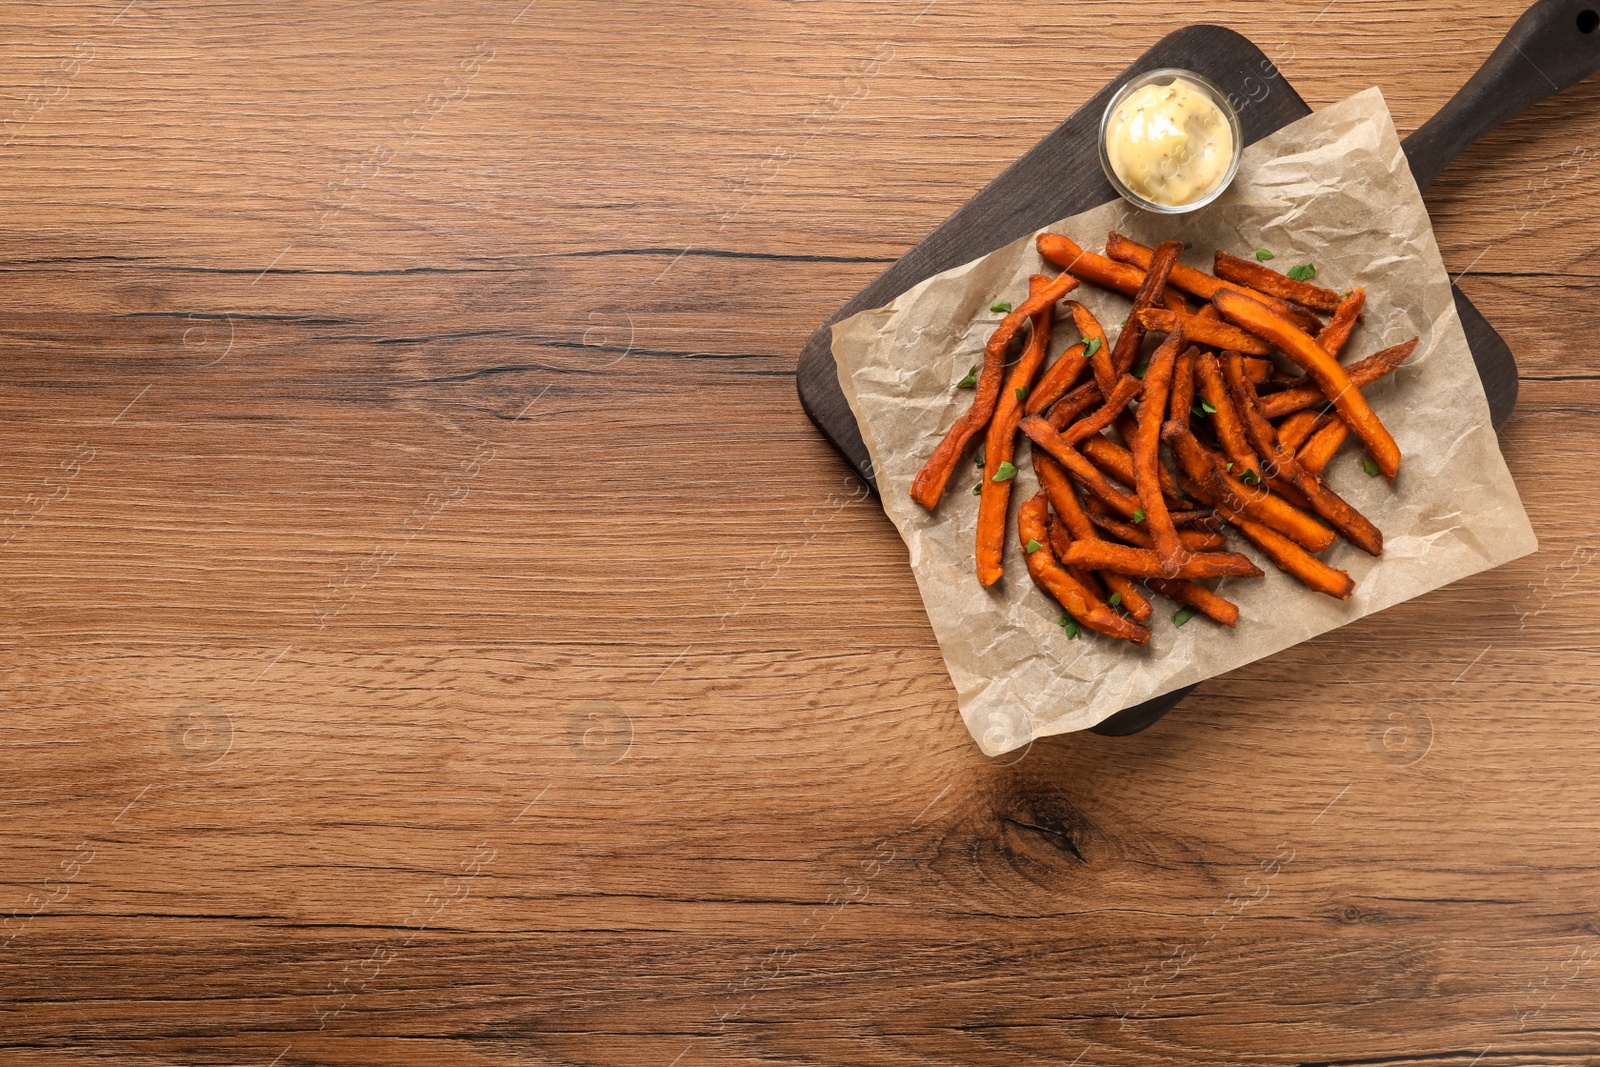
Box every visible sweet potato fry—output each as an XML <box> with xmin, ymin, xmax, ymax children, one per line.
<box><xmin>1021</xmin><ymin>417</ymin><xmax>1143</xmax><ymax>518</ymax></box>
<box><xmin>1059</xmin><ymin>540</ymin><xmax>1264</xmax><ymax>580</ymax></box>
<box><xmin>1114</xmin><ymin>409</ymin><xmax>1139</xmax><ymax>451</ymax></box>
<box><xmin>1019</xmin><ymin>493</ymin><xmax>1151</xmax><ymax>643</ymax></box>
<box><xmin>1062</xmin><ymin>299</ymin><xmax>1115</xmax><ymax>401</ymax></box>
<box><xmin>1214</xmin><ymin>250</ymin><xmax>1343</xmax><ymax>313</ymax></box>
<box><xmin>1223</xmin><ymin>352</ymin><xmax>1383</xmax><ymax>555</ymax></box>
<box><xmin>1088</xmin><ymin>512</ymin><xmax>1228</xmax><ymax>553</ymax></box>
<box><xmin>910</xmin><ymin>271</ymin><xmax>1080</xmax><ymax>509</ymax></box>
<box><xmin>1036</xmin><ymin>233</ymin><xmax>1144</xmax><ymax>297</ymax></box>
<box><xmin>1219</xmin><ymin>507</ymin><xmax>1352</xmax><ymax>598</ymax></box>
<box><xmin>1028</xmin><ymin>419</ymin><xmax>1206</xmax><ymax>525</ymax></box>
<box><xmin>1033</xmin><ymin>453</ymin><xmax>1153</xmax><ymax>622</ymax></box>
<box><xmin>1193</xmin><ymin>351</ymin><xmax>1262</xmax><ymax>480</ymax></box>
<box><xmin>1257</xmin><ymin>338</ymin><xmax>1418</xmax><ymax>420</ymax></box>
<box><xmin>1317</xmin><ymin>287</ymin><xmax>1365</xmax><ymax>357</ymax></box>
<box><xmin>1078</xmin><ymin>434</ymin><xmax>1185</xmax><ymax>508</ymax></box>
<box><xmin>1144</xmin><ymin>577</ymin><xmax>1241</xmax><ymax>627</ymax></box>
<box><xmin>1044</xmin><ymin>380</ymin><xmax>1104</xmax><ymax>430</ymax></box>
<box><xmin>1067</xmin><ymin>300</ymin><xmax>1108</xmax><ymax>352</ymax></box>
<box><xmin>1025</xmin><ymin>341</ymin><xmax>1087</xmax><ymax>416</ymax></box>
<box><xmin>1162</xmin><ymin>421</ymin><xmax>1338</xmax><ymax>553</ymax></box>
<box><xmin>1210</xmin><ymin>499</ymin><xmax>1354</xmax><ymax>599</ymax></box>
<box><xmin>1130</xmin><ymin>328</ymin><xmax>1187</xmax><ymax>574</ymax></box>
<box><xmin>1109</xmin><ymin>241</ymin><xmax>1182</xmax><ymax>376</ymax></box>
<box><xmin>1047</xmin><ymin>508</ymin><xmax>1073</xmax><ymax>557</ymax></box>
<box><xmin>1104</xmin><ymin>232</ymin><xmax>1324</xmax><ymax>333</ymax></box>
<box><xmin>1169</xmin><ymin>345</ymin><xmax>1197</xmax><ymax>423</ymax></box>
<box><xmin>1135</xmin><ymin>307</ymin><xmax>1273</xmax><ymax>357</ymax></box>
<box><xmin>1298</xmin><ymin>417</ymin><xmax>1350</xmax><ymax>475</ymax></box>
<box><xmin>976</xmin><ymin>275</ymin><xmax>1054</xmax><ymax>587</ymax></box>
<box><xmin>1062</xmin><ymin>302</ymin><xmax>1113</xmax><ymax>406</ymax></box>
<box><xmin>1063</xmin><ymin>375</ymin><xmax>1141</xmax><ymax>446</ymax></box>
<box><xmin>1033</xmin><ymin>452</ymin><xmax>1098</xmax><ymax>541</ymax></box>
<box><xmin>1276</xmin><ymin>410</ymin><xmax>1326</xmax><ymax>453</ymax></box>
<box><xmin>1213</xmin><ymin>289</ymin><xmax>1401</xmax><ymax>481</ymax></box>
<box><xmin>1048</xmin><ymin>510</ymin><xmax>1109</xmax><ymax>599</ymax></box>
<box><xmin>1242</xmin><ymin>356</ymin><xmax>1274</xmax><ymax>383</ymax></box>
<box><xmin>1174</xmin><ymin>469</ymin><xmax>1355</xmax><ymax>599</ymax></box>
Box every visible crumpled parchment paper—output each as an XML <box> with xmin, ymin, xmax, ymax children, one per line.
<box><xmin>830</xmin><ymin>87</ymin><xmax>1538</xmax><ymax>754</ymax></box>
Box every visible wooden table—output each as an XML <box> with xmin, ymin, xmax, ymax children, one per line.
<box><xmin>2</xmin><ymin>1</ymin><xmax>1597</xmax><ymax>1063</ymax></box>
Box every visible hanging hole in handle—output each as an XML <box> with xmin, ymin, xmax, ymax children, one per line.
<box><xmin>1578</xmin><ymin>8</ymin><xmax>1599</xmax><ymax>33</ymax></box>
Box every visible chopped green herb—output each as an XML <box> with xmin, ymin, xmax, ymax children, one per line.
<box><xmin>1132</xmin><ymin>508</ymin><xmax>1146</xmax><ymax>524</ymax></box>
<box><xmin>1108</xmin><ymin>592</ymin><xmax>1122</xmax><ymax>607</ymax></box>
<box><xmin>973</xmin><ymin>451</ymin><xmax>985</xmax><ymax>468</ymax></box>
<box><xmin>1173</xmin><ymin>606</ymin><xmax>1198</xmax><ymax>627</ymax></box>
<box><xmin>1191</xmin><ymin>404</ymin><xmax>1208</xmax><ymax>419</ymax></box>
<box><xmin>992</xmin><ymin>461</ymin><xmax>1018</xmax><ymax>482</ymax></box>
<box><xmin>958</xmin><ymin>365</ymin><xmax>978</xmax><ymax>388</ymax></box>
<box><xmin>1287</xmin><ymin>263</ymin><xmax>1317</xmax><ymax>282</ymax></box>
<box><xmin>1015</xmin><ymin>386</ymin><xmax>1029</xmax><ymax>402</ymax></box>
<box><xmin>972</xmin><ymin>483</ymin><xmax>982</xmax><ymax>495</ymax></box>
<box><xmin>1225</xmin><ymin>462</ymin><xmax>1234</xmax><ymax>473</ymax></box>
<box><xmin>1363</xmin><ymin>458</ymin><xmax>1381</xmax><ymax>477</ymax></box>
<box><xmin>1255</xmin><ymin>248</ymin><xmax>1275</xmax><ymax>262</ymax></box>
<box><xmin>1200</xmin><ymin>399</ymin><xmax>1217</xmax><ymax>414</ymax></box>
<box><xmin>1059</xmin><ymin>616</ymin><xmax>1081</xmax><ymax>639</ymax></box>
<box><xmin>1024</xmin><ymin>538</ymin><xmax>1043</xmax><ymax>553</ymax></box>
<box><xmin>1132</xmin><ymin>362</ymin><xmax>1149</xmax><ymax>379</ymax></box>
<box><xmin>991</xmin><ymin>301</ymin><xmax>1013</xmax><ymax>313</ymax></box>
<box><xmin>1241</xmin><ymin>468</ymin><xmax>1262</xmax><ymax>486</ymax></box>
<box><xmin>1083</xmin><ymin>337</ymin><xmax>1102</xmax><ymax>360</ymax></box>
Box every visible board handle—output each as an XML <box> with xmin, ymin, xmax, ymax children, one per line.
<box><xmin>1403</xmin><ymin>0</ymin><xmax>1600</xmax><ymax>190</ymax></box>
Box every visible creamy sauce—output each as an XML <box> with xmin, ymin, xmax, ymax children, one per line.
<box><xmin>1105</xmin><ymin>78</ymin><xmax>1234</xmax><ymax>208</ymax></box>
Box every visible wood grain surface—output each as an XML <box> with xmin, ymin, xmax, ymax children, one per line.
<box><xmin>1</xmin><ymin>2</ymin><xmax>1598</xmax><ymax>1065</ymax></box>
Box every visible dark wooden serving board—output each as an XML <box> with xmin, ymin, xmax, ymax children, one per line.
<box><xmin>794</xmin><ymin>24</ymin><xmax>1529</xmax><ymax>737</ymax></box>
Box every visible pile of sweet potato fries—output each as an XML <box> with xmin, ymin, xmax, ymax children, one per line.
<box><xmin>909</xmin><ymin>231</ymin><xmax>1417</xmax><ymax>644</ymax></box>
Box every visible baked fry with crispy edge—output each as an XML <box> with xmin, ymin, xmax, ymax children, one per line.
<box><xmin>1298</xmin><ymin>418</ymin><xmax>1350</xmax><ymax>475</ymax></box>
<box><xmin>1145</xmin><ymin>577</ymin><xmax>1241</xmax><ymax>627</ymax></box>
<box><xmin>1109</xmin><ymin>240</ymin><xmax>1183</xmax><ymax>377</ymax></box>
<box><xmin>1257</xmin><ymin>338</ymin><xmax>1417</xmax><ymax>419</ymax></box>
<box><xmin>909</xmin><ymin>271</ymin><xmax>1079</xmax><ymax>508</ymax></box>
<box><xmin>1169</xmin><ymin>346</ymin><xmax>1197</xmax><ymax>424</ymax></box>
<box><xmin>1087</xmin><ymin>512</ymin><xmax>1228</xmax><ymax>553</ymax></box>
<box><xmin>1213</xmin><ymin>289</ymin><xmax>1401</xmax><ymax>481</ymax></box>
<box><xmin>1025</xmin><ymin>341</ymin><xmax>1088</xmax><ymax>416</ymax></box>
<box><xmin>1033</xmin><ymin>453</ymin><xmax>1154</xmax><ymax>622</ymax></box>
<box><xmin>1276</xmin><ymin>410</ymin><xmax>1326</xmax><ymax>453</ymax></box>
<box><xmin>1317</xmin><ymin>287</ymin><xmax>1365</xmax><ymax>356</ymax></box>
<box><xmin>1059</xmin><ymin>540</ymin><xmax>1264</xmax><ymax>579</ymax></box>
<box><xmin>1019</xmin><ymin>493</ymin><xmax>1152</xmax><ymax>643</ymax></box>
<box><xmin>1194</xmin><ymin>351</ymin><xmax>1262</xmax><ymax>480</ymax></box>
<box><xmin>1130</xmin><ymin>327</ymin><xmax>1187</xmax><ymax>574</ymax></box>
<box><xmin>1223</xmin><ymin>351</ymin><xmax>1384</xmax><ymax>555</ymax></box>
<box><xmin>1163</xmin><ymin>421</ymin><xmax>1338</xmax><ymax>553</ymax></box>
<box><xmin>1214</xmin><ymin>250</ymin><xmax>1343</xmax><ymax>313</ymax></box>
<box><xmin>975</xmin><ymin>275</ymin><xmax>1054</xmax><ymax>587</ymax></box>
<box><xmin>1134</xmin><ymin>307</ymin><xmax>1272</xmax><ymax>356</ymax></box>
<box><xmin>1104</xmin><ymin>232</ymin><xmax>1324</xmax><ymax>333</ymax></box>
<box><xmin>1176</xmin><ymin>465</ymin><xmax>1356</xmax><ymax>599</ymax></box>
<box><xmin>1062</xmin><ymin>375</ymin><xmax>1142</xmax><ymax>446</ymax></box>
